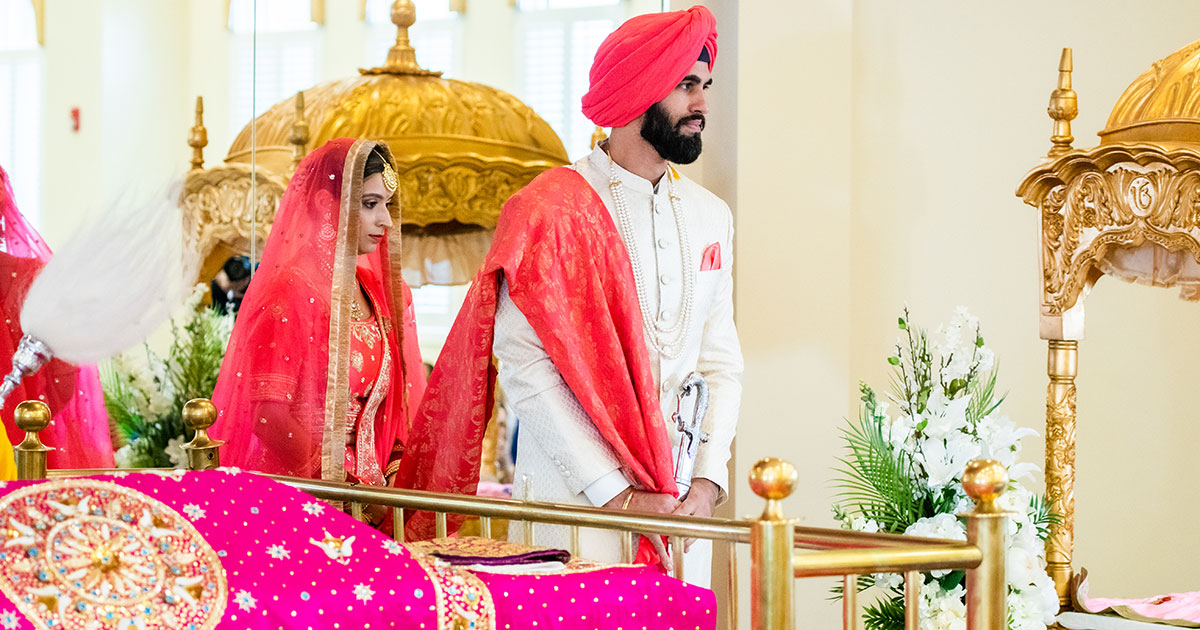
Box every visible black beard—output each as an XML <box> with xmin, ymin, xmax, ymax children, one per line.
<box><xmin>640</xmin><ymin>103</ymin><xmax>704</xmax><ymax>164</ymax></box>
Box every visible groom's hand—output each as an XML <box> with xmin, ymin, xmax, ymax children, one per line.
<box><xmin>604</xmin><ymin>489</ymin><xmax>680</xmax><ymax>572</ymax></box>
<box><xmin>671</xmin><ymin>478</ymin><xmax>720</xmax><ymax>552</ymax></box>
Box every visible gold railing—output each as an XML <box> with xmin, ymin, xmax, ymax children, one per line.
<box><xmin>11</xmin><ymin>398</ymin><xmax>1010</xmax><ymax>630</ymax></box>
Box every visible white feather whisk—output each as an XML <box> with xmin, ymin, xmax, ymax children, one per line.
<box><xmin>0</xmin><ymin>182</ymin><xmax>190</xmax><ymax>407</ymax></box>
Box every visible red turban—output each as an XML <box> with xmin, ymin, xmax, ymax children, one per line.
<box><xmin>581</xmin><ymin>6</ymin><xmax>718</xmax><ymax>129</ymax></box>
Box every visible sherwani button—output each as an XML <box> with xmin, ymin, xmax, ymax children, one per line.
<box><xmin>657</xmin><ymin>238</ymin><xmax>670</xmax><ymax>249</ymax></box>
<box><xmin>659</xmin><ymin>274</ymin><xmax>672</xmax><ymax>285</ymax></box>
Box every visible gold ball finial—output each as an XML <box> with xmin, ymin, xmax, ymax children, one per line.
<box><xmin>749</xmin><ymin>457</ymin><xmax>798</xmax><ymax>501</ymax></box>
<box><xmin>391</xmin><ymin>0</ymin><xmax>416</xmax><ymax>29</ymax></box>
<box><xmin>181</xmin><ymin>398</ymin><xmax>218</xmax><ymax>432</ymax></box>
<box><xmin>962</xmin><ymin>459</ymin><xmax>1008</xmax><ymax>510</ymax></box>
<box><xmin>14</xmin><ymin>400</ymin><xmax>51</xmax><ymax>433</ymax></box>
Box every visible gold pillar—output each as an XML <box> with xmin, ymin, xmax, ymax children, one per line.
<box><xmin>289</xmin><ymin>91</ymin><xmax>310</xmax><ymax>172</ymax></box>
<box><xmin>749</xmin><ymin>457</ymin><xmax>797</xmax><ymax>630</ymax></box>
<box><xmin>13</xmin><ymin>400</ymin><xmax>53</xmax><ymax>481</ymax></box>
<box><xmin>189</xmin><ymin>96</ymin><xmax>208</xmax><ymax>171</ymax></box>
<box><xmin>962</xmin><ymin>459</ymin><xmax>1009</xmax><ymax>630</ymax></box>
<box><xmin>1046</xmin><ymin>339</ymin><xmax>1077</xmax><ymax>607</ymax></box>
<box><xmin>181</xmin><ymin>398</ymin><xmax>225</xmax><ymax>471</ymax></box>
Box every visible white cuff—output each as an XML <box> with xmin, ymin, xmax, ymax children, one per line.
<box><xmin>582</xmin><ymin>468</ymin><xmax>631</xmax><ymax>507</ymax></box>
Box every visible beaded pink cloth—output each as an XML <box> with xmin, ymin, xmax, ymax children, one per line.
<box><xmin>0</xmin><ymin>470</ymin><xmax>715</xmax><ymax>630</ymax></box>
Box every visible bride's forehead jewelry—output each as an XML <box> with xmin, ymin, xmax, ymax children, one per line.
<box><xmin>381</xmin><ymin>163</ymin><xmax>398</xmax><ymax>194</ymax></box>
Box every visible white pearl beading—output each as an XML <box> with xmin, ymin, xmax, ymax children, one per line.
<box><xmin>608</xmin><ymin>158</ymin><xmax>695</xmax><ymax>359</ymax></box>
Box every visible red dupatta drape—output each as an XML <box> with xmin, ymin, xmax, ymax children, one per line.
<box><xmin>0</xmin><ymin>164</ymin><xmax>113</xmax><ymax>468</ymax></box>
<box><xmin>211</xmin><ymin>138</ymin><xmax>426</xmax><ymax>482</ymax></box>
<box><xmin>398</xmin><ymin>167</ymin><xmax>677</xmax><ymax>547</ymax></box>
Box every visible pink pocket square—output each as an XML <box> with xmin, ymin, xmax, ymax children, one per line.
<box><xmin>700</xmin><ymin>242</ymin><xmax>722</xmax><ymax>271</ymax></box>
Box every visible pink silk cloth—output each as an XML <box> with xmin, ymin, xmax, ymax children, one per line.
<box><xmin>0</xmin><ymin>163</ymin><xmax>113</xmax><ymax>469</ymax></box>
<box><xmin>0</xmin><ymin>470</ymin><xmax>715</xmax><ymax>630</ymax></box>
<box><xmin>210</xmin><ymin>139</ymin><xmax>426</xmax><ymax>484</ymax></box>
<box><xmin>397</xmin><ymin>167</ymin><xmax>677</xmax><ymax>568</ymax></box>
<box><xmin>581</xmin><ymin>5</ymin><xmax>718</xmax><ymax>128</ymax></box>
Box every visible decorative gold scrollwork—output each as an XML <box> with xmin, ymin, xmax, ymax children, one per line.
<box><xmin>1018</xmin><ymin>145</ymin><xmax>1200</xmax><ymax>315</ymax></box>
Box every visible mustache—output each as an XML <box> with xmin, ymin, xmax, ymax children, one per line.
<box><xmin>676</xmin><ymin>114</ymin><xmax>705</xmax><ymax>131</ymax></box>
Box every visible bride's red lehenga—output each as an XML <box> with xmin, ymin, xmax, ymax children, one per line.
<box><xmin>211</xmin><ymin>138</ymin><xmax>426</xmax><ymax>485</ymax></box>
<box><xmin>0</xmin><ymin>164</ymin><xmax>113</xmax><ymax>469</ymax></box>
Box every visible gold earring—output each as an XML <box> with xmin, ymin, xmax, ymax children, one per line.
<box><xmin>381</xmin><ymin>163</ymin><xmax>398</xmax><ymax>193</ymax></box>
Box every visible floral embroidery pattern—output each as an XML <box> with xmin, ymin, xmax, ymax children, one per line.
<box><xmin>0</xmin><ymin>479</ymin><xmax>227</xmax><ymax>630</ymax></box>
<box><xmin>411</xmin><ymin>550</ymin><xmax>495</xmax><ymax>630</ymax></box>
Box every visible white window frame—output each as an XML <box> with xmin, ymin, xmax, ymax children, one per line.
<box><xmin>0</xmin><ymin>0</ymin><xmax>43</xmax><ymax>228</ymax></box>
<box><xmin>227</xmin><ymin>0</ymin><xmax>322</xmax><ymax>138</ymax></box>
<box><xmin>365</xmin><ymin>0</ymin><xmax>461</xmax><ymax>77</ymax></box>
<box><xmin>515</xmin><ymin>1</ymin><xmax>627</xmax><ymax>160</ymax></box>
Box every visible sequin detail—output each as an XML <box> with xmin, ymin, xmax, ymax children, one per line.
<box><xmin>0</xmin><ymin>479</ymin><xmax>228</xmax><ymax>629</ymax></box>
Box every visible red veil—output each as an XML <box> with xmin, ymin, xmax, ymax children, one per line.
<box><xmin>0</xmin><ymin>165</ymin><xmax>114</xmax><ymax>468</ymax></box>
<box><xmin>211</xmin><ymin>139</ymin><xmax>426</xmax><ymax>482</ymax></box>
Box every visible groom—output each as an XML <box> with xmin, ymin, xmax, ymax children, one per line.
<box><xmin>400</xmin><ymin>5</ymin><xmax>742</xmax><ymax>586</ymax></box>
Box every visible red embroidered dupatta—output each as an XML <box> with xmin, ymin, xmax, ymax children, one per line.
<box><xmin>211</xmin><ymin>139</ymin><xmax>426</xmax><ymax>482</ymax></box>
<box><xmin>398</xmin><ymin>166</ymin><xmax>677</xmax><ymax>542</ymax></box>
<box><xmin>0</xmin><ymin>165</ymin><xmax>113</xmax><ymax>468</ymax></box>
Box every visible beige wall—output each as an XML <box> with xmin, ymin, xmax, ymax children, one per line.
<box><xmin>724</xmin><ymin>0</ymin><xmax>1200</xmax><ymax>625</ymax></box>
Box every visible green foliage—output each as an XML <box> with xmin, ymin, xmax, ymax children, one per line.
<box><xmin>102</xmin><ymin>298</ymin><xmax>233</xmax><ymax>468</ymax></box>
<box><xmin>833</xmin><ymin>384</ymin><xmax>921</xmax><ymax>533</ymax></box>
<box><xmin>863</xmin><ymin>596</ymin><xmax>906</xmax><ymax>630</ymax></box>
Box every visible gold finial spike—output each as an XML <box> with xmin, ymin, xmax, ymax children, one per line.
<box><xmin>590</xmin><ymin>125</ymin><xmax>608</xmax><ymax>149</ymax></box>
<box><xmin>1047</xmin><ymin>48</ymin><xmax>1078</xmax><ymax>158</ymax></box>
<box><xmin>180</xmin><ymin>398</ymin><xmax>225</xmax><ymax>471</ymax></box>
<box><xmin>385</xmin><ymin>0</ymin><xmax>422</xmax><ymax>71</ymax></box>
<box><xmin>961</xmin><ymin>459</ymin><xmax>1008</xmax><ymax>513</ymax></box>
<box><xmin>188</xmin><ymin>96</ymin><xmax>208</xmax><ymax>171</ymax></box>
<box><xmin>749</xmin><ymin>457</ymin><xmax>797</xmax><ymax>521</ymax></box>
<box><xmin>14</xmin><ymin>400</ymin><xmax>53</xmax><ymax>480</ymax></box>
<box><xmin>289</xmin><ymin>91</ymin><xmax>310</xmax><ymax>171</ymax></box>
<box><xmin>962</xmin><ymin>458</ymin><xmax>1009</xmax><ymax>627</ymax></box>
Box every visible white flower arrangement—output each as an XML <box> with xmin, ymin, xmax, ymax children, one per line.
<box><xmin>102</xmin><ymin>284</ymin><xmax>235</xmax><ymax>468</ymax></box>
<box><xmin>833</xmin><ymin>307</ymin><xmax>1058</xmax><ymax>630</ymax></box>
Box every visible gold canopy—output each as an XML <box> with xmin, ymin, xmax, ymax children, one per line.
<box><xmin>1015</xmin><ymin>41</ymin><xmax>1200</xmax><ymax>610</ymax></box>
<box><xmin>1099</xmin><ymin>39</ymin><xmax>1200</xmax><ymax>146</ymax></box>
<box><xmin>182</xmin><ymin>0</ymin><xmax>569</xmax><ymax>287</ymax></box>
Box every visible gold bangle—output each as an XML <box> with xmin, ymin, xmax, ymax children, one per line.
<box><xmin>620</xmin><ymin>489</ymin><xmax>634</xmax><ymax>511</ymax></box>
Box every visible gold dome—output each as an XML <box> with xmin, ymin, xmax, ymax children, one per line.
<box><xmin>224</xmin><ymin>0</ymin><xmax>568</xmax><ymax>229</ymax></box>
<box><xmin>1100</xmin><ymin>38</ymin><xmax>1200</xmax><ymax>145</ymax></box>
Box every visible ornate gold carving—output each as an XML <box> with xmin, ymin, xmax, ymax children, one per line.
<box><xmin>179</xmin><ymin>165</ymin><xmax>287</xmax><ymax>285</ymax></box>
<box><xmin>226</xmin><ymin>75</ymin><xmax>567</xmax><ymax>175</ymax></box>
<box><xmin>1101</xmin><ymin>38</ymin><xmax>1200</xmax><ymax>145</ymax></box>
<box><xmin>1018</xmin><ymin>145</ymin><xmax>1200</xmax><ymax>315</ymax></box>
<box><xmin>396</xmin><ymin>154</ymin><xmax>554</xmax><ymax>228</ymax></box>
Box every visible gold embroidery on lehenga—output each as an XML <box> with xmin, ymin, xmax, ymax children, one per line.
<box><xmin>0</xmin><ymin>479</ymin><xmax>228</xmax><ymax>630</ymax></box>
<box><xmin>410</xmin><ymin>549</ymin><xmax>496</xmax><ymax>630</ymax></box>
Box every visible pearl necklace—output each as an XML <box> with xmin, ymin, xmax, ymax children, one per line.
<box><xmin>608</xmin><ymin>158</ymin><xmax>695</xmax><ymax>359</ymax></box>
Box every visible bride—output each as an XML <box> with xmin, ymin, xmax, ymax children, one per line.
<box><xmin>211</xmin><ymin>138</ymin><xmax>426</xmax><ymax>504</ymax></box>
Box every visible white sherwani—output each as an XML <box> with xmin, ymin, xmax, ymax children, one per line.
<box><xmin>493</xmin><ymin>146</ymin><xmax>743</xmax><ymax>586</ymax></box>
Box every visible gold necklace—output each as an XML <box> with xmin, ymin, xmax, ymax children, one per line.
<box><xmin>350</xmin><ymin>294</ymin><xmax>368</xmax><ymax>320</ymax></box>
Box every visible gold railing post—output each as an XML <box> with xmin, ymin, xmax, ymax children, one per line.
<box><xmin>181</xmin><ymin>398</ymin><xmax>224</xmax><ymax>471</ymax></box>
<box><xmin>962</xmin><ymin>459</ymin><xmax>1009</xmax><ymax>630</ymax></box>
<box><xmin>13</xmin><ymin>400</ymin><xmax>53</xmax><ymax>480</ymax></box>
<box><xmin>749</xmin><ymin>457</ymin><xmax>797</xmax><ymax>630</ymax></box>
<box><xmin>1045</xmin><ymin>338</ymin><xmax>1077</xmax><ymax>607</ymax></box>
